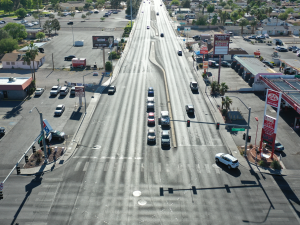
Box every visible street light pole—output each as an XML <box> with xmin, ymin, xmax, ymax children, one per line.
<box><xmin>30</xmin><ymin>107</ymin><xmax>47</xmax><ymax>164</ymax></box>
<box><xmin>255</xmin><ymin>117</ymin><xmax>259</xmax><ymax>163</ymax></box>
<box><xmin>72</xmin><ymin>25</ymin><xmax>74</xmax><ymax>46</ymax></box>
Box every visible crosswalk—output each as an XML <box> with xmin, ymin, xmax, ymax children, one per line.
<box><xmin>71</xmin><ymin>158</ymin><xmax>223</xmax><ymax>174</ymax></box>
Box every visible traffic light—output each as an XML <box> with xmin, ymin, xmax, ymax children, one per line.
<box><xmin>25</xmin><ymin>155</ymin><xmax>28</xmax><ymax>163</ymax></box>
<box><xmin>0</xmin><ymin>191</ymin><xmax>3</xmax><ymax>200</ymax></box>
<box><xmin>243</xmin><ymin>133</ymin><xmax>246</xmax><ymax>140</ymax></box>
<box><xmin>247</xmin><ymin>136</ymin><xmax>251</xmax><ymax>143</ymax></box>
<box><xmin>16</xmin><ymin>166</ymin><xmax>20</xmax><ymax>175</ymax></box>
<box><xmin>187</xmin><ymin>120</ymin><xmax>190</xmax><ymax>127</ymax></box>
<box><xmin>216</xmin><ymin>123</ymin><xmax>220</xmax><ymax>130</ymax></box>
<box><xmin>32</xmin><ymin>145</ymin><xmax>36</xmax><ymax>153</ymax></box>
<box><xmin>39</xmin><ymin>140</ymin><xmax>43</xmax><ymax>147</ymax></box>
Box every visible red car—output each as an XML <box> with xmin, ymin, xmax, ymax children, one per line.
<box><xmin>148</xmin><ymin>112</ymin><xmax>155</xmax><ymax>125</ymax></box>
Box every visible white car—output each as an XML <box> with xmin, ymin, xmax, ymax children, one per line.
<box><xmin>32</xmin><ymin>21</ymin><xmax>39</xmax><ymax>25</ymax></box>
<box><xmin>54</xmin><ymin>104</ymin><xmax>65</xmax><ymax>116</ymax></box>
<box><xmin>215</xmin><ymin>153</ymin><xmax>239</xmax><ymax>169</ymax></box>
<box><xmin>35</xmin><ymin>88</ymin><xmax>44</xmax><ymax>96</ymax></box>
<box><xmin>50</xmin><ymin>86</ymin><xmax>61</xmax><ymax>96</ymax></box>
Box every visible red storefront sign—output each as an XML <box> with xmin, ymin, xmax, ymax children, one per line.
<box><xmin>200</xmin><ymin>46</ymin><xmax>208</xmax><ymax>54</ymax></box>
<box><xmin>266</xmin><ymin>89</ymin><xmax>281</xmax><ymax>108</ymax></box>
<box><xmin>263</xmin><ymin>115</ymin><xmax>276</xmax><ymax>135</ymax></box>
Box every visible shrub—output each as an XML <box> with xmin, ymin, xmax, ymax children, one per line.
<box><xmin>199</xmin><ymin>63</ymin><xmax>203</xmax><ymax>68</ymax></box>
<box><xmin>258</xmin><ymin>160</ymin><xmax>267</xmax><ymax>167</ymax></box>
<box><xmin>221</xmin><ymin>108</ymin><xmax>227</xmax><ymax>116</ymax></box>
<box><xmin>240</xmin><ymin>149</ymin><xmax>244</xmax><ymax>156</ymax></box>
<box><xmin>105</xmin><ymin>61</ymin><xmax>112</xmax><ymax>71</ymax></box>
<box><xmin>109</xmin><ymin>51</ymin><xmax>119</xmax><ymax>60</ymax></box>
<box><xmin>202</xmin><ymin>72</ymin><xmax>207</xmax><ymax>78</ymax></box>
<box><xmin>271</xmin><ymin>160</ymin><xmax>281</xmax><ymax>170</ymax></box>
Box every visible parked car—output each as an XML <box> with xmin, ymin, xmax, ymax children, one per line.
<box><xmin>148</xmin><ymin>112</ymin><xmax>155</xmax><ymax>125</ymax></box>
<box><xmin>104</xmin><ymin>13</ymin><xmax>109</xmax><ymax>17</ymax></box>
<box><xmin>208</xmin><ymin>60</ymin><xmax>219</xmax><ymax>68</ymax></box>
<box><xmin>108</xmin><ymin>86</ymin><xmax>116</xmax><ymax>94</ymax></box>
<box><xmin>0</xmin><ymin>21</ymin><xmax>6</xmax><ymax>24</ymax></box>
<box><xmin>275</xmin><ymin>46</ymin><xmax>288</xmax><ymax>52</ymax></box>
<box><xmin>50</xmin><ymin>130</ymin><xmax>65</xmax><ymax>140</ymax></box>
<box><xmin>0</xmin><ymin>127</ymin><xmax>5</xmax><ymax>136</ymax></box>
<box><xmin>256</xmin><ymin>35</ymin><xmax>265</xmax><ymax>39</ymax></box>
<box><xmin>50</xmin><ymin>86</ymin><xmax>61</xmax><ymax>96</ymax></box>
<box><xmin>35</xmin><ymin>88</ymin><xmax>44</xmax><ymax>96</ymax></box>
<box><xmin>67</xmin><ymin>21</ymin><xmax>73</xmax><ymax>25</ymax></box>
<box><xmin>70</xmin><ymin>86</ymin><xmax>76</xmax><ymax>95</ymax></box>
<box><xmin>94</xmin><ymin>10</ymin><xmax>99</xmax><ymax>13</ymax></box>
<box><xmin>54</xmin><ymin>104</ymin><xmax>65</xmax><ymax>116</ymax></box>
<box><xmin>157</xmin><ymin>12</ymin><xmax>159</xmax><ymax>15</ymax></box>
<box><xmin>60</xmin><ymin>87</ymin><xmax>69</xmax><ymax>96</ymax></box>
<box><xmin>178</xmin><ymin>50</ymin><xmax>182</xmax><ymax>56</ymax></box>
<box><xmin>215</xmin><ymin>153</ymin><xmax>239</xmax><ymax>169</ymax></box>
<box><xmin>65</xmin><ymin>55</ymin><xmax>76</xmax><ymax>61</ymax></box>
<box><xmin>264</xmin><ymin>34</ymin><xmax>269</xmax><ymax>38</ymax></box>
<box><xmin>221</xmin><ymin>61</ymin><xmax>231</xmax><ymax>67</ymax></box>
<box><xmin>185</xmin><ymin>105</ymin><xmax>194</xmax><ymax>114</ymax></box>
<box><xmin>262</xmin><ymin>61</ymin><xmax>274</xmax><ymax>68</ymax></box>
<box><xmin>147</xmin><ymin>129</ymin><xmax>156</xmax><ymax>144</ymax></box>
<box><xmin>248</xmin><ymin>35</ymin><xmax>256</xmax><ymax>39</ymax></box>
<box><xmin>293</xmin><ymin>47</ymin><xmax>299</xmax><ymax>53</ymax></box>
<box><xmin>160</xmin><ymin>33</ymin><xmax>164</xmax><ymax>37</ymax></box>
<box><xmin>161</xmin><ymin>130</ymin><xmax>170</xmax><ymax>147</ymax></box>
<box><xmin>265</xmin><ymin>140</ymin><xmax>284</xmax><ymax>151</ymax></box>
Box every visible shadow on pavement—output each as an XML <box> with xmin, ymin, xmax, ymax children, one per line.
<box><xmin>70</xmin><ymin>107</ymin><xmax>83</xmax><ymax>121</ymax></box>
<box><xmin>215</xmin><ymin>162</ymin><xmax>241</xmax><ymax>177</ymax></box>
<box><xmin>10</xmin><ymin>173</ymin><xmax>44</xmax><ymax>225</ymax></box>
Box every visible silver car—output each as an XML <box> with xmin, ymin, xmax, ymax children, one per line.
<box><xmin>54</xmin><ymin>104</ymin><xmax>65</xmax><ymax>116</ymax></box>
<box><xmin>60</xmin><ymin>87</ymin><xmax>69</xmax><ymax>96</ymax></box>
<box><xmin>50</xmin><ymin>86</ymin><xmax>61</xmax><ymax>96</ymax></box>
<box><xmin>35</xmin><ymin>88</ymin><xmax>44</xmax><ymax>96</ymax></box>
<box><xmin>147</xmin><ymin>129</ymin><xmax>156</xmax><ymax>144</ymax></box>
<box><xmin>147</xmin><ymin>97</ymin><xmax>154</xmax><ymax>110</ymax></box>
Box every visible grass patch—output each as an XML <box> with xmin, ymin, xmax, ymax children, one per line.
<box><xmin>125</xmin><ymin>21</ymin><xmax>134</xmax><ymax>28</ymax></box>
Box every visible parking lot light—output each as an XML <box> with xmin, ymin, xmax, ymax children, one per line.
<box><xmin>29</xmin><ymin>107</ymin><xmax>48</xmax><ymax>164</ymax></box>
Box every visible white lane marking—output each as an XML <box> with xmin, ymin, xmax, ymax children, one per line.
<box><xmin>205</xmin><ymin>164</ymin><xmax>210</xmax><ymax>173</ymax></box>
<box><xmin>73</xmin><ymin>156</ymin><xmax>143</xmax><ymax>159</ymax></box>
<box><xmin>74</xmin><ymin>162</ymin><xmax>81</xmax><ymax>171</ymax></box>
<box><xmin>83</xmin><ymin>162</ymin><xmax>89</xmax><ymax>171</ymax></box>
<box><xmin>196</xmin><ymin>164</ymin><xmax>201</xmax><ymax>173</ymax></box>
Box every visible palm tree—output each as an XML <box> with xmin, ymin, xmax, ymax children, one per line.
<box><xmin>245</xmin><ymin>5</ymin><xmax>251</xmax><ymax>15</ymax></box>
<box><xmin>219</xmin><ymin>82</ymin><xmax>229</xmax><ymax>96</ymax></box>
<box><xmin>27</xmin><ymin>42</ymin><xmax>39</xmax><ymax>81</ymax></box>
<box><xmin>250</xmin><ymin>19</ymin><xmax>257</xmax><ymax>34</ymax></box>
<box><xmin>210</xmin><ymin>81</ymin><xmax>220</xmax><ymax>94</ymax></box>
<box><xmin>222</xmin><ymin>96</ymin><xmax>232</xmax><ymax>110</ymax></box>
<box><xmin>23</xmin><ymin>52</ymin><xmax>33</xmax><ymax>80</ymax></box>
<box><xmin>239</xmin><ymin>18</ymin><xmax>249</xmax><ymax>35</ymax></box>
<box><xmin>268</xmin><ymin>7</ymin><xmax>273</xmax><ymax>17</ymax></box>
<box><xmin>202</xmin><ymin>1</ymin><xmax>208</xmax><ymax>15</ymax></box>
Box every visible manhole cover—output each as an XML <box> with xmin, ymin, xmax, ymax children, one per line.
<box><xmin>133</xmin><ymin>191</ymin><xmax>141</xmax><ymax>197</ymax></box>
<box><xmin>138</xmin><ymin>199</ymin><xmax>147</xmax><ymax>206</ymax></box>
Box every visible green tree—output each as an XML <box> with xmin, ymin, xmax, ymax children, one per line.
<box><xmin>49</xmin><ymin>14</ymin><xmax>55</xmax><ymax>19</ymax></box>
<box><xmin>268</xmin><ymin>6</ymin><xmax>273</xmax><ymax>17</ymax></box>
<box><xmin>279</xmin><ymin>12</ymin><xmax>288</xmax><ymax>21</ymax></box>
<box><xmin>23</xmin><ymin>52</ymin><xmax>33</xmax><ymax>79</ymax></box>
<box><xmin>86</xmin><ymin>11</ymin><xmax>91</xmax><ymax>19</ymax></box>
<box><xmin>219</xmin><ymin>10</ymin><xmax>228</xmax><ymax>25</ymax></box>
<box><xmin>32</xmin><ymin>13</ymin><xmax>39</xmax><ymax>21</ymax></box>
<box><xmin>111</xmin><ymin>0</ymin><xmax>120</xmax><ymax>9</ymax></box>
<box><xmin>89</xmin><ymin>5</ymin><xmax>94</xmax><ymax>11</ymax></box>
<box><xmin>210</xmin><ymin>81</ymin><xmax>220</xmax><ymax>94</ymax></box>
<box><xmin>239</xmin><ymin>18</ymin><xmax>249</xmax><ymax>35</ymax></box>
<box><xmin>57</xmin><ymin>11</ymin><xmax>62</xmax><ymax>17</ymax></box>
<box><xmin>0</xmin><ymin>38</ymin><xmax>18</xmax><ymax>53</ymax></box>
<box><xmin>105</xmin><ymin>61</ymin><xmax>112</xmax><ymax>71</ymax></box>
<box><xmin>54</xmin><ymin>3</ymin><xmax>60</xmax><ymax>11</ymax></box>
<box><xmin>36</xmin><ymin>31</ymin><xmax>45</xmax><ymax>41</ymax></box>
<box><xmin>245</xmin><ymin>5</ymin><xmax>251</xmax><ymax>14</ymax></box>
<box><xmin>43</xmin><ymin>20</ymin><xmax>53</xmax><ymax>36</ymax></box>
<box><xmin>219</xmin><ymin>82</ymin><xmax>229</xmax><ymax>96</ymax></box>
<box><xmin>206</xmin><ymin>4</ymin><xmax>215</xmax><ymax>20</ymax></box>
<box><xmin>100</xmin><ymin>17</ymin><xmax>105</xmax><ymax>21</ymax></box>
<box><xmin>196</xmin><ymin>14</ymin><xmax>208</xmax><ymax>25</ymax></box>
<box><xmin>181</xmin><ymin>0</ymin><xmax>190</xmax><ymax>8</ymax></box>
<box><xmin>27</xmin><ymin>41</ymin><xmax>39</xmax><ymax>81</ymax></box>
<box><xmin>202</xmin><ymin>1</ymin><xmax>208</xmax><ymax>14</ymax></box>
<box><xmin>250</xmin><ymin>19</ymin><xmax>257</xmax><ymax>34</ymax></box>
<box><xmin>222</xmin><ymin>96</ymin><xmax>232</xmax><ymax>110</ymax></box>
<box><xmin>0</xmin><ymin>29</ymin><xmax>11</xmax><ymax>39</ymax></box>
<box><xmin>1</xmin><ymin>0</ymin><xmax>14</xmax><ymax>14</ymax></box>
<box><xmin>286</xmin><ymin>8</ymin><xmax>294</xmax><ymax>14</ymax></box>
<box><xmin>230</xmin><ymin>11</ymin><xmax>240</xmax><ymax>25</ymax></box>
<box><xmin>78</xmin><ymin>6</ymin><xmax>83</xmax><ymax>11</ymax></box>
<box><xmin>211</xmin><ymin>14</ymin><xmax>218</xmax><ymax>25</ymax></box>
<box><xmin>15</xmin><ymin>8</ymin><xmax>27</xmax><ymax>19</ymax></box>
<box><xmin>70</xmin><ymin>12</ymin><xmax>75</xmax><ymax>18</ymax></box>
<box><xmin>52</xmin><ymin>19</ymin><xmax>60</xmax><ymax>34</ymax></box>
<box><xmin>81</xmin><ymin>14</ymin><xmax>86</xmax><ymax>20</ymax></box>
<box><xmin>3</xmin><ymin>23</ymin><xmax>27</xmax><ymax>39</ymax></box>
<box><xmin>171</xmin><ymin>0</ymin><xmax>180</xmax><ymax>6</ymax></box>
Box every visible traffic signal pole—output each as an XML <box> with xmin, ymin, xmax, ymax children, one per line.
<box><xmin>244</xmin><ymin>107</ymin><xmax>251</xmax><ymax>157</ymax></box>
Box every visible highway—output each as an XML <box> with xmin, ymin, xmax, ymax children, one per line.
<box><xmin>1</xmin><ymin>0</ymin><xmax>300</xmax><ymax>224</ymax></box>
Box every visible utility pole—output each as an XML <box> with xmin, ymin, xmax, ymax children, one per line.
<box><xmin>130</xmin><ymin>0</ymin><xmax>132</xmax><ymax>29</ymax></box>
<box><xmin>52</xmin><ymin>53</ymin><xmax>54</xmax><ymax>70</ymax></box>
<box><xmin>38</xmin><ymin>3</ymin><xmax>41</xmax><ymax>28</ymax></box>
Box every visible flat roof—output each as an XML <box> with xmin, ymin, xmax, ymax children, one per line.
<box><xmin>234</xmin><ymin>55</ymin><xmax>277</xmax><ymax>75</ymax></box>
<box><xmin>279</xmin><ymin>59</ymin><xmax>300</xmax><ymax>71</ymax></box>
<box><xmin>0</xmin><ymin>77</ymin><xmax>30</xmax><ymax>85</ymax></box>
<box><xmin>19</xmin><ymin>42</ymin><xmax>47</xmax><ymax>51</ymax></box>
<box><xmin>0</xmin><ymin>77</ymin><xmax>32</xmax><ymax>91</ymax></box>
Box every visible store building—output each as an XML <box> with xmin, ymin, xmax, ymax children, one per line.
<box><xmin>0</xmin><ymin>77</ymin><xmax>32</xmax><ymax>100</ymax></box>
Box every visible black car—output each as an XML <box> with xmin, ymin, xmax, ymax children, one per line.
<box><xmin>160</xmin><ymin>33</ymin><xmax>164</xmax><ymax>37</ymax></box>
<box><xmin>262</xmin><ymin>61</ymin><xmax>274</xmax><ymax>68</ymax></box>
<box><xmin>193</xmin><ymin>35</ymin><xmax>200</xmax><ymax>40</ymax></box>
<box><xmin>67</xmin><ymin>21</ymin><xmax>73</xmax><ymax>25</ymax></box>
<box><xmin>185</xmin><ymin>105</ymin><xmax>194</xmax><ymax>114</ymax></box>
<box><xmin>0</xmin><ymin>127</ymin><xmax>5</xmax><ymax>136</ymax></box>
<box><xmin>50</xmin><ymin>130</ymin><xmax>65</xmax><ymax>141</ymax></box>
<box><xmin>178</xmin><ymin>50</ymin><xmax>182</xmax><ymax>56</ymax></box>
<box><xmin>221</xmin><ymin>61</ymin><xmax>231</xmax><ymax>67</ymax></box>
<box><xmin>65</xmin><ymin>55</ymin><xmax>76</xmax><ymax>61</ymax></box>
<box><xmin>293</xmin><ymin>48</ymin><xmax>299</xmax><ymax>53</ymax></box>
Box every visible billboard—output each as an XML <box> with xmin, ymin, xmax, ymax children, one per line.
<box><xmin>75</xmin><ymin>86</ymin><xmax>85</xmax><ymax>97</ymax></box>
<box><xmin>266</xmin><ymin>89</ymin><xmax>281</xmax><ymax>108</ymax></box>
<box><xmin>213</xmin><ymin>34</ymin><xmax>230</xmax><ymax>55</ymax></box>
<box><xmin>263</xmin><ymin>115</ymin><xmax>276</xmax><ymax>135</ymax></box>
<box><xmin>92</xmin><ymin>36</ymin><xmax>114</xmax><ymax>48</ymax></box>
<box><xmin>200</xmin><ymin>45</ymin><xmax>208</xmax><ymax>54</ymax></box>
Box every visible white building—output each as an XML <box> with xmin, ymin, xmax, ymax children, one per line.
<box><xmin>2</xmin><ymin>52</ymin><xmax>45</xmax><ymax>69</ymax></box>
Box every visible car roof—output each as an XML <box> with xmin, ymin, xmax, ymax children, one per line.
<box><xmin>162</xmin><ymin>130</ymin><xmax>169</xmax><ymax>135</ymax></box>
<box><xmin>148</xmin><ymin>112</ymin><xmax>155</xmax><ymax>116</ymax></box>
<box><xmin>36</xmin><ymin>88</ymin><xmax>43</xmax><ymax>90</ymax></box>
<box><xmin>148</xmin><ymin>129</ymin><xmax>155</xmax><ymax>133</ymax></box>
<box><xmin>148</xmin><ymin>87</ymin><xmax>153</xmax><ymax>90</ymax></box>
<box><xmin>61</xmin><ymin>86</ymin><xmax>67</xmax><ymax>90</ymax></box>
<box><xmin>223</xmin><ymin>154</ymin><xmax>237</xmax><ymax>161</ymax></box>
<box><xmin>187</xmin><ymin>105</ymin><xmax>194</xmax><ymax>108</ymax></box>
<box><xmin>57</xmin><ymin>104</ymin><xmax>64</xmax><ymax>107</ymax></box>
<box><xmin>52</xmin><ymin>86</ymin><xmax>58</xmax><ymax>88</ymax></box>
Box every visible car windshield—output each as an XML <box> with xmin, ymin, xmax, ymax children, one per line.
<box><xmin>232</xmin><ymin>160</ymin><xmax>238</xmax><ymax>163</ymax></box>
<box><xmin>51</xmin><ymin>87</ymin><xmax>58</xmax><ymax>90</ymax></box>
<box><xmin>36</xmin><ymin>89</ymin><xmax>42</xmax><ymax>92</ymax></box>
<box><xmin>162</xmin><ymin>135</ymin><xmax>169</xmax><ymax>139</ymax></box>
<box><xmin>148</xmin><ymin>116</ymin><xmax>154</xmax><ymax>119</ymax></box>
<box><xmin>56</xmin><ymin>106</ymin><xmax>63</xmax><ymax>110</ymax></box>
<box><xmin>192</xmin><ymin>83</ymin><xmax>197</xmax><ymax>87</ymax></box>
<box><xmin>275</xmin><ymin>143</ymin><xmax>281</xmax><ymax>146</ymax></box>
<box><xmin>148</xmin><ymin>132</ymin><xmax>155</xmax><ymax>136</ymax></box>
<box><xmin>162</xmin><ymin>116</ymin><xmax>168</xmax><ymax>119</ymax></box>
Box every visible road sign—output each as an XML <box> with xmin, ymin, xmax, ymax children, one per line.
<box><xmin>231</xmin><ymin>128</ymin><xmax>245</xmax><ymax>131</ymax></box>
<box><xmin>200</xmin><ymin>45</ymin><xmax>208</xmax><ymax>54</ymax></box>
<box><xmin>0</xmin><ymin>182</ymin><xmax>3</xmax><ymax>191</ymax></box>
<box><xmin>203</xmin><ymin>61</ymin><xmax>208</xmax><ymax>69</ymax></box>
<box><xmin>92</xmin><ymin>36</ymin><xmax>114</xmax><ymax>48</ymax></box>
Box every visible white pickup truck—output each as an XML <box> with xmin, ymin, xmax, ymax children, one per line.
<box><xmin>190</xmin><ymin>81</ymin><xmax>198</xmax><ymax>91</ymax></box>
